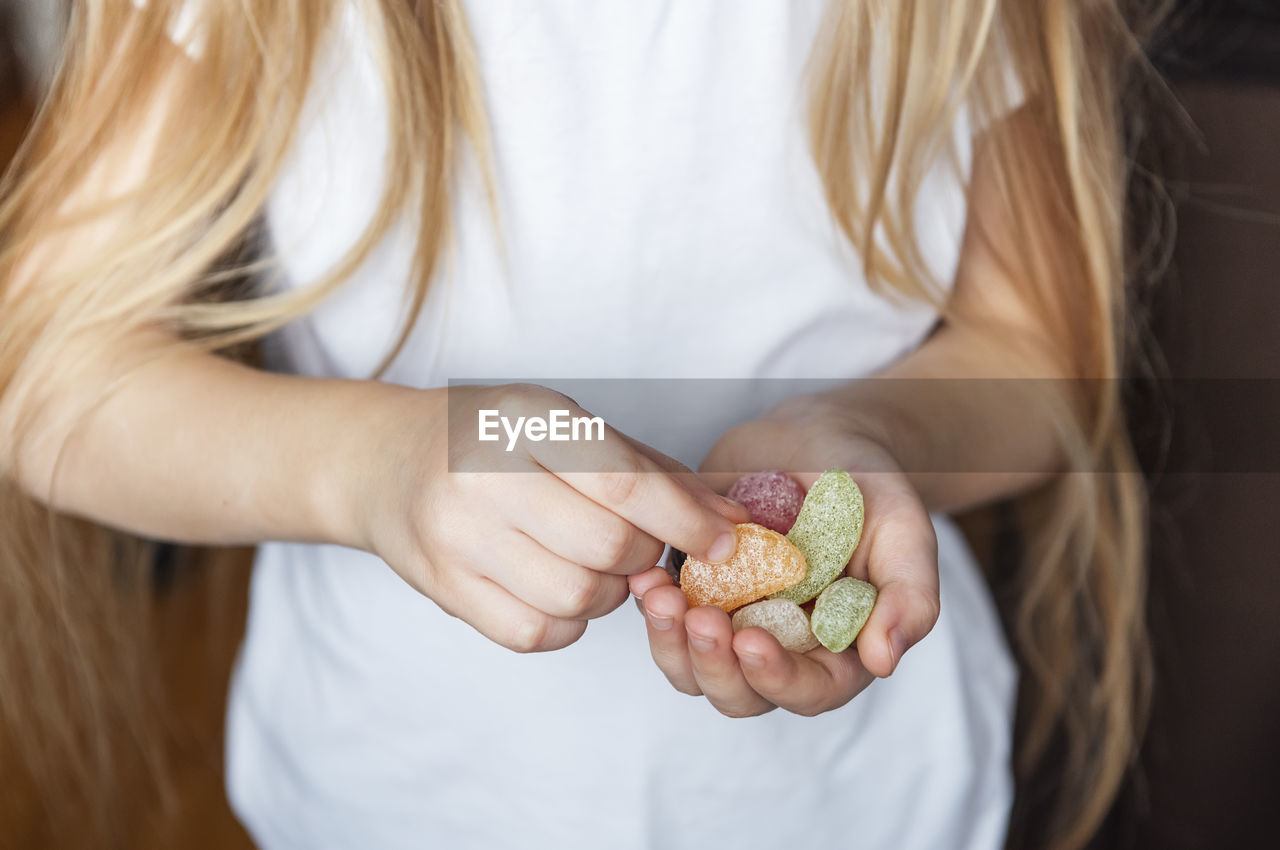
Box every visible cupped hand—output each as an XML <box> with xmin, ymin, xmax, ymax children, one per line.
<box><xmin>630</xmin><ymin>394</ymin><xmax>939</xmax><ymax>716</ymax></box>
<box><xmin>630</xmin><ymin>565</ymin><xmax>876</xmax><ymax>717</ymax></box>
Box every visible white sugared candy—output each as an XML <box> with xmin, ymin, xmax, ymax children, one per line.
<box><xmin>731</xmin><ymin>598</ymin><xmax>821</xmax><ymax>653</ymax></box>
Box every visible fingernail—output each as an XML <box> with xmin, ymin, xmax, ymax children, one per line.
<box><xmin>646</xmin><ymin>609</ymin><xmax>673</xmax><ymax>631</ymax></box>
<box><xmin>889</xmin><ymin>628</ymin><xmax>908</xmax><ymax>672</ymax></box>
<box><xmin>688</xmin><ymin>632</ymin><xmax>716</xmax><ymax>652</ymax></box>
<box><xmin>707</xmin><ymin>529</ymin><xmax>738</xmax><ymax>563</ymax></box>
<box><xmin>738</xmin><ymin>651</ymin><xmax>764</xmax><ymax>669</ymax></box>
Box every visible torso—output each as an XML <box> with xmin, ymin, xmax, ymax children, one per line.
<box><xmin>226</xmin><ymin>3</ymin><xmax>1016</xmax><ymax>847</ymax></box>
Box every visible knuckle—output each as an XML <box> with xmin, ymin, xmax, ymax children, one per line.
<box><xmin>885</xmin><ymin>580</ymin><xmax>940</xmax><ymax>635</ymax></box>
<box><xmin>672</xmin><ymin>680</ymin><xmax>703</xmax><ymax>697</ymax></box>
<box><xmin>418</xmin><ymin>561</ymin><xmax>457</xmax><ymax>610</ymax></box>
<box><xmin>636</xmin><ymin>536</ymin><xmax>666</xmax><ymax>571</ymax></box>
<box><xmin>651</xmin><ymin>649</ymin><xmax>696</xmax><ymax>690</ymax></box>
<box><xmin>813</xmin><ymin>698</ymin><xmax>849</xmax><ymax>717</ymax></box>
<box><xmin>594</xmin><ymin>521</ymin><xmax>637</xmax><ymax>569</ymax></box>
<box><xmin>641</xmin><ymin>497</ymin><xmax>700</xmax><ymax>554</ymax></box>
<box><xmin>497</xmin><ymin>383</ymin><xmax>572</xmax><ymax>418</ymax></box>
<box><xmin>542</xmin><ymin>621</ymin><xmax>587</xmax><ymax>651</ymax></box>
<box><xmin>601</xmin><ymin>576</ymin><xmax>630</xmax><ymax>613</ymax></box>
<box><xmin>413</xmin><ymin>555</ymin><xmax>448</xmax><ymax>600</ymax></box>
<box><xmin>451</xmin><ymin>435</ymin><xmax>491</xmax><ymax>471</ymax></box>
<box><xmin>919</xmin><ymin>588</ymin><xmax>942</xmax><ymax>631</ymax></box>
<box><xmin>428</xmin><ymin>519</ymin><xmax>472</xmax><ymax>565</ymax></box>
<box><xmin>494</xmin><ymin>383</ymin><xmax>538</xmax><ymax>413</ymax></box>
<box><xmin>673</xmin><ymin>513</ymin><xmax>706</xmax><ymax>553</ymax></box>
<box><xmin>650</xmin><ymin>643</ymin><xmax>684</xmax><ymax>670</ymax></box>
<box><xmin>562</xmin><ymin>571</ymin><xmax>603</xmax><ymax>618</ymax></box>
<box><xmin>813</xmin><ymin>687</ymin><xmax>856</xmax><ymax>716</ymax></box>
<box><xmin>598</xmin><ymin>456</ymin><xmax>646</xmax><ymax>509</ymax></box>
<box><xmin>445</xmin><ymin>471</ymin><xmax>494</xmax><ymax>509</ymax></box>
<box><xmin>717</xmin><ymin>702</ymin><xmax>769</xmax><ymax>719</ymax></box>
<box><xmin>747</xmin><ymin>668</ymin><xmax>787</xmax><ymax>698</ymax></box>
<box><xmin>507</xmin><ymin>614</ymin><xmax>553</xmax><ymax>653</ymax></box>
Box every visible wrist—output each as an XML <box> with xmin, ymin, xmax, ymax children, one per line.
<box><xmin>765</xmin><ymin>390</ymin><xmax>902</xmax><ymax>469</ymax></box>
<box><xmin>304</xmin><ymin>380</ymin><xmax>444</xmax><ymax>553</ymax></box>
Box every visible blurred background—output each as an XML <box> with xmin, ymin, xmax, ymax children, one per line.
<box><xmin>0</xmin><ymin>1</ymin><xmax>1277</xmax><ymax>848</ymax></box>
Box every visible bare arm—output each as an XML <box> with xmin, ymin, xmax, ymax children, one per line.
<box><xmin>635</xmin><ymin>107</ymin><xmax>1096</xmax><ymax>714</ymax></box>
<box><xmin>697</xmin><ymin>105</ymin><xmax>1083</xmax><ymax>513</ymax></box>
<box><xmin>0</xmin><ymin>58</ymin><xmax>388</xmax><ymax>549</ymax></box>
<box><xmin>0</xmin><ymin>55</ymin><xmax>744</xmax><ymax>653</ymax></box>
<box><xmin>15</xmin><ymin>336</ymin><xmax>425</xmax><ymax>548</ymax></box>
<box><xmin>807</xmin><ymin>110</ymin><xmax>1080</xmax><ymax>513</ymax></box>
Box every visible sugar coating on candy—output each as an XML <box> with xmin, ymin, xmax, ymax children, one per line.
<box><xmin>810</xmin><ymin>577</ymin><xmax>877</xmax><ymax>653</ymax></box>
<box><xmin>732</xmin><ymin>598</ymin><xmax>821</xmax><ymax>653</ymax></box>
<box><xmin>771</xmin><ymin>468</ymin><xmax>864</xmax><ymax>605</ymax></box>
<box><xmin>680</xmin><ymin>523</ymin><xmax>807</xmax><ymax>613</ymax></box>
<box><xmin>727</xmin><ymin>471</ymin><xmax>805</xmax><ymax>535</ymax></box>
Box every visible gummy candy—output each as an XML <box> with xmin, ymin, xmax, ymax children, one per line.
<box><xmin>681</xmin><ymin>523</ymin><xmax>807</xmax><ymax>613</ymax></box>
<box><xmin>771</xmin><ymin>468</ymin><xmax>864</xmax><ymax>605</ymax></box>
<box><xmin>731</xmin><ymin>598</ymin><xmax>820</xmax><ymax>653</ymax></box>
<box><xmin>810</xmin><ymin>577</ymin><xmax>877</xmax><ymax>653</ymax></box>
<box><xmin>727</xmin><ymin>471</ymin><xmax>805</xmax><ymax>535</ymax></box>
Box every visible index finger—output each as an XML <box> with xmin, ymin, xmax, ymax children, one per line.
<box><xmin>620</xmin><ymin>434</ymin><xmax>750</xmax><ymax>524</ymax></box>
<box><xmin>540</xmin><ymin>433</ymin><xmax>746</xmax><ymax>565</ymax></box>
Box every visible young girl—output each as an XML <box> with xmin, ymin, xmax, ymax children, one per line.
<box><xmin>0</xmin><ymin>1</ymin><xmax>1157</xmax><ymax>848</ymax></box>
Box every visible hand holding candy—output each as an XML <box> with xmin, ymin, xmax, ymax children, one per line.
<box><xmin>698</xmin><ymin>412</ymin><xmax>940</xmax><ymax>679</ymax></box>
<box><xmin>631</xmin><ymin>411</ymin><xmax>939</xmax><ymax>718</ymax></box>
<box><xmin>363</xmin><ymin>383</ymin><xmax>748</xmax><ymax>655</ymax></box>
<box><xmin>631</xmin><ymin>560</ymin><xmax>876</xmax><ymax>717</ymax></box>
<box><xmin>632</xmin><ymin>469</ymin><xmax>876</xmax><ymax>717</ymax></box>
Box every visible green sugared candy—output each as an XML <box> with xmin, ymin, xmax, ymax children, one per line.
<box><xmin>811</xmin><ymin>577</ymin><xmax>877</xmax><ymax>653</ymax></box>
<box><xmin>770</xmin><ymin>468</ymin><xmax>864</xmax><ymax>605</ymax></box>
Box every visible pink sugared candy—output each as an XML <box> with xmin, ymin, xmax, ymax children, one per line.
<box><xmin>727</xmin><ymin>471</ymin><xmax>804</xmax><ymax>535</ymax></box>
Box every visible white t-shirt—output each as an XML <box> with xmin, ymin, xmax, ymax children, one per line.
<box><xmin>225</xmin><ymin>2</ymin><xmax>1017</xmax><ymax>848</ymax></box>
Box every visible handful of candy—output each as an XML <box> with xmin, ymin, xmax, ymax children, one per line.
<box><xmin>678</xmin><ymin>469</ymin><xmax>877</xmax><ymax>653</ymax></box>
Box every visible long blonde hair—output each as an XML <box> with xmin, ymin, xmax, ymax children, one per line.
<box><xmin>1</xmin><ymin>1</ymin><xmax>1163</xmax><ymax>846</ymax></box>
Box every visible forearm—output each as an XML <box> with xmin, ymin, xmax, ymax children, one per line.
<box><xmin>823</xmin><ymin>322</ymin><xmax>1075</xmax><ymax>514</ymax></box>
<box><xmin>814</xmin><ymin>106</ymin><xmax>1107</xmax><ymax>515</ymax></box>
<box><xmin>5</xmin><ymin>331</ymin><xmax>432</xmax><ymax>548</ymax></box>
